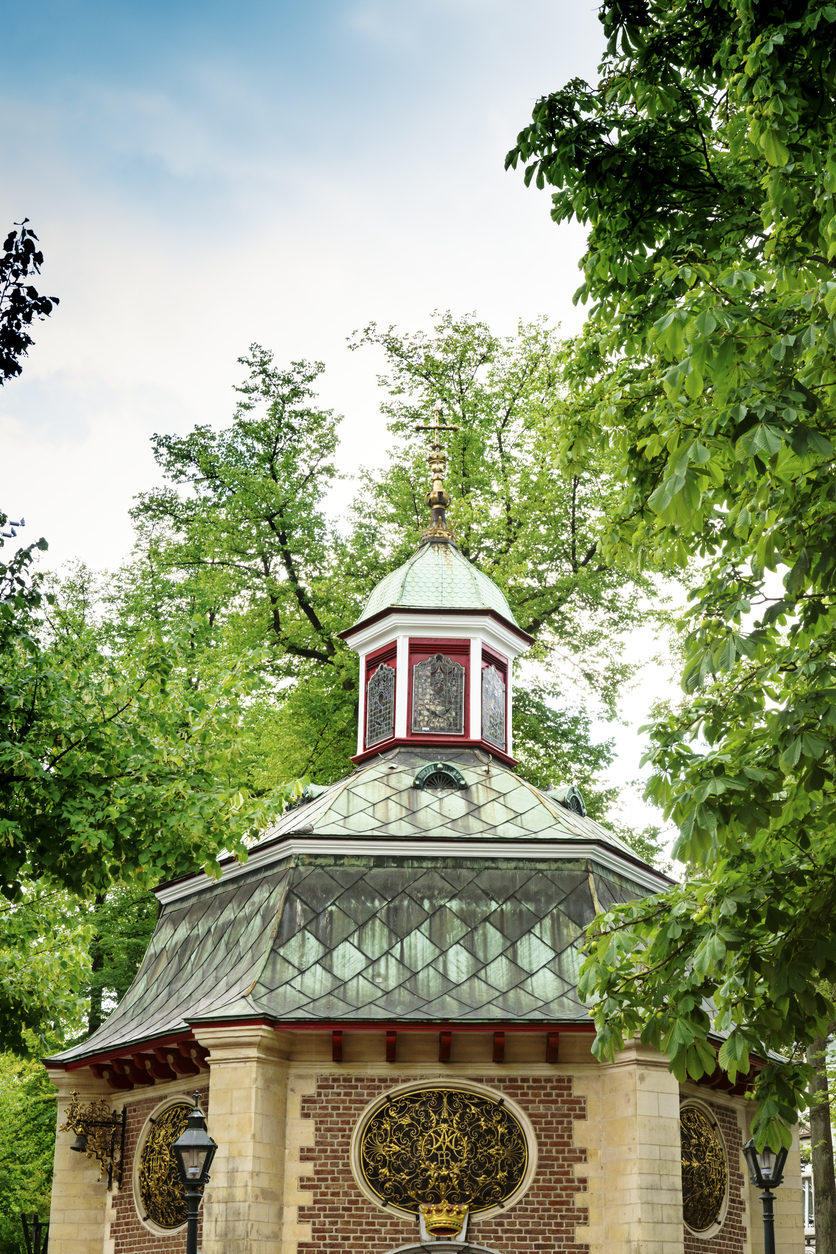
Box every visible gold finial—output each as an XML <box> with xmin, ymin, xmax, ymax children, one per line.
<box><xmin>414</xmin><ymin>403</ymin><xmax>459</xmax><ymax>542</ymax></box>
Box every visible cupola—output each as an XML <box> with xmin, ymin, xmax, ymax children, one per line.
<box><xmin>340</xmin><ymin>410</ymin><xmax>532</xmax><ymax>765</ymax></box>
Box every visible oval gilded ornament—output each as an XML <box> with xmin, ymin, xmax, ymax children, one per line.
<box><xmin>138</xmin><ymin>1100</ymin><xmax>192</xmax><ymax>1229</ymax></box>
<box><xmin>680</xmin><ymin>1105</ymin><xmax>728</xmax><ymax>1233</ymax></box>
<box><xmin>359</xmin><ymin>1087</ymin><xmax>528</xmax><ymax>1214</ymax></box>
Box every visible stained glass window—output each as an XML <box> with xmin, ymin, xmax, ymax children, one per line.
<box><xmin>411</xmin><ymin>653</ymin><xmax>465</xmax><ymax>735</ymax></box>
<box><xmin>481</xmin><ymin>665</ymin><xmax>506</xmax><ymax>749</ymax></box>
<box><xmin>366</xmin><ymin>662</ymin><xmax>396</xmax><ymax>746</ymax></box>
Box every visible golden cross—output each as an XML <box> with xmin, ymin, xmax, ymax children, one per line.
<box><xmin>414</xmin><ymin>403</ymin><xmax>459</xmax><ymax>455</ymax></box>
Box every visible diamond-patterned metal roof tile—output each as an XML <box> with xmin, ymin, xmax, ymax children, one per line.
<box><xmin>319</xmin><ymin>940</ymin><xmax>368</xmax><ymax>981</ymax></box>
<box><xmin>458</xmin><ymin>921</ymin><xmax>507</xmax><ymax>964</ymax></box>
<box><xmin>423</xmin><ymin>905</ymin><xmax>472</xmax><ymax>948</ymax></box>
<box><xmin>49</xmin><ymin>738</ymin><xmax>672</xmax><ymax>1063</ymax></box>
<box><xmin>336</xmin><ymin>974</ymin><xmax>382</xmax><ymax>1008</ymax></box>
<box><xmin>421</xmin><ymin>993</ymin><xmax>470</xmax><ymax>1019</ymax></box>
<box><xmin>430</xmin><ymin>943</ymin><xmax>482</xmax><ymax>984</ymax></box>
<box><xmin>354</xmin><ymin>917</ymin><xmax>398</xmax><ymax>960</ymax></box>
<box><xmin>278</xmin><ymin>928</ymin><xmax>328</xmax><ymax>972</ymax></box>
<box><xmin>451</xmin><ymin>976</ymin><xmax>502</xmax><ymax>1011</ymax></box>
<box><xmin>481</xmin><ymin>954</ymin><xmax>530</xmax><ymax>991</ymax></box>
<box><xmin>397</xmin><ymin>931</ymin><xmax>444</xmax><ymax>972</ymax></box>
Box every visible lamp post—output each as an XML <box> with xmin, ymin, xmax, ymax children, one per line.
<box><xmin>172</xmin><ymin>1093</ymin><xmax>217</xmax><ymax>1254</ymax></box>
<box><xmin>742</xmin><ymin>1138</ymin><xmax>790</xmax><ymax>1254</ymax></box>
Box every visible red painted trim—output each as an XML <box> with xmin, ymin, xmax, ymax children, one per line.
<box><xmin>332</xmin><ymin>1030</ymin><xmax>343</xmax><ymax>1063</ymax></box>
<box><xmin>339</xmin><ymin>606</ymin><xmax>534</xmax><ymax>646</ymax></box>
<box><xmin>439</xmin><ymin>1030</ymin><xmax>452</xmax><ymax>1062</ymax></box>
<box><xmin>386</xmin><ymin>1030</ymin><xmax>397</xmax><ymax>1062</ymax></box>
<box><xmin>492</xmin><ymin>1031</ymin><xmax>505</xmax><ymax>1064</ymax></box>
<box><xmin>407</xmin><ymin>639</ymin><xmax>470</xmax><ymax>739</ymax></box>
<box><xmin>61</xmin><ymin>1029</ymin><xmax>197</xmax><ymax>1072</ymax></box>
<box><xmin>351</xmin><ymin>737</ymin><xmax>518</xmax><ymax>767</ymax></box>
<box><xmin>547</xmin><ymin>1032</ymin><xmax>561</xmax><ymax>1064</ymax></box>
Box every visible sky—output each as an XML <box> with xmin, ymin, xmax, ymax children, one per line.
<box><xmin>0</xmin><ymin>0</ymin><xmax>678</xmax><ymax>837</ymax></box>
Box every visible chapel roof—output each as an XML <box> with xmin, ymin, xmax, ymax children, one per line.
<box><xmin>349</xmin><ymin>539</ymin><xmax>520</xmax><ymax>631</ymax></box>
<box><xmin>49</xmin><ymin>748</ymin><xmax>670</xmax><ymax>1066</ymax></box>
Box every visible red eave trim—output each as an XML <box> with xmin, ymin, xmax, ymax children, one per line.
<box><xmin>55</xmin><ymin>1029</ymin><xmax>198</xmax><ymax>1072</ymax></box>
<box><xmin>179</xmin><ymin>1017</ymin><xmax>596</xmax><ymax>1033</ymax></box>
<box><xmin>340</xmin><ymin>606</ymin><xmax>534</xmax><ymax>647</ymax></box>
<box><xmin>351</xmin><ymin>738</ymin><xmax>518</xmax><ymax>767</ymax></box>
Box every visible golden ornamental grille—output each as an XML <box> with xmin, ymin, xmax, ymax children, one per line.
<box><xmin>680</xmin><ymin>1106</ymin><xmax>728</xmax><ymax>1232</ymax></box>
<box><xmin>359</xmin><ymin>1087</ymin><xmax>528</xmax><ymax>1214</ymax></box>
<box><xmin>138</xmin><ymin>1101</ymin><xmax>192</xmax><ymax>1229</ymax></box>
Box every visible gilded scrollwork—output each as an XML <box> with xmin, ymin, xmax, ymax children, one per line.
<box><xmin>359</xmin><ymin>1087</ymin><xmax>527</xmax><ymax>1214</ymax></box>
<box><xmin>138</xmin><ymin>1101</ymin><xmax>192</xmax><ymax>1229</ymax></box>
<box><xmin>680</xmin><ymin>1105</ymin><xmax>728</xmax><ymax>1232</ymax></box>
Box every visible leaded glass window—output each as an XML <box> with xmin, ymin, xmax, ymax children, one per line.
<box><xmin>411</xmin><ymin>653</ymin><xmax>465</xmax><ymax>735</ymax></box>
<box><xmin>366</xmin><ymin>662</ymin><xmax>395</xmax><ymax>746</ymax></box>
<box><xmin>481</xmin><ymin>664</ymin><xmax>506</xmax><ymax>749</ymax></box>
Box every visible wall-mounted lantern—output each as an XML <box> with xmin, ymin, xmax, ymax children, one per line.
<box><xmin>60</xmin><ymin>1092</ymin><xmax>126</xmax><ymax>1189</ymax></box>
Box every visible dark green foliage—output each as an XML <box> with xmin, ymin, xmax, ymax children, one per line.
<box><xmin>509</xmin><ymin>0</ymin><xmax>836</xmax><ymax>1144</ymax></box>
<box><xmin>84</xmin><ymin>886</ymin><xmax>158</xmax><ymax>1036</ymax></box>
<box><xmin>0</xmin><ymin>221</ymin><xmax>58</xmax><ymax>385</ymax></box>
<box><xmin>0</xmin><ymin>1059</ymin><xmax>55</xmax><ymax>1254</ymax></box>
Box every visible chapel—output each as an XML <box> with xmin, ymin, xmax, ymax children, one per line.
<box><xmin>44</xmin><ymin>427</ymin><xmax>803</xmax><ymax>1254</ymax></box>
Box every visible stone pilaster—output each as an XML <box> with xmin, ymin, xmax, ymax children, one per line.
<box><xmin>576</xmin><ymin>1043</ymin><xmax>684</xmax><ymax>1254</ymax></box>
<box><xmin>45</xmin><ymin>1067</ymin><xmax>114</xmax><ymax>1254</ymax></box>
<box><xmin>193</xmin><ymin>1023</ymin><xmax>289</xmax><ymax>1254</ymax></box>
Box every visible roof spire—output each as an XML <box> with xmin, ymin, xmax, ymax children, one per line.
<box><xmin>414</xmin><ymin>403</ymin><xmax>459</xmax><ymax>543</ymax></box>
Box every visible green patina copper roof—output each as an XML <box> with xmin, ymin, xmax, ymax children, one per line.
<box><xmin>47</xmin><ymin>749</ymin><xmax>670</xmax><ymax>1064</ymax></box>
<box><xmin>50</xmin><ymin>853</ymin><xmax>646</xmax><ymax>1061</ymax></box>
<box><xmin>257</xmin><ymin>747</ymin><xmax>637</xmax><ymax>850</ymax></box>
<box><xmin>353</xmin><ymin>540</ymin><xmax>519</xmax><ymax>629</ymax></box>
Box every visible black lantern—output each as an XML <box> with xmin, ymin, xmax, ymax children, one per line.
<box><xmin>743</xmin><ymin>1138</ymin><xmax>789</xmax><ymax>1254</ymax></box>
<box><xmin>172</xmin><ymin>1093</ymin><xmax>216</xmax><ymax>1254</ymax></box>
<box><xmin>743</xmin><ymin>1139</ymin><xmax>789</xmax><ymax>1191</ymax></box>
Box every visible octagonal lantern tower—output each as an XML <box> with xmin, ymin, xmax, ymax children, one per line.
<box><xmin>342</xmin><ymin>409</ymin><xmax>532</xmax><ymax>766</ymax></box>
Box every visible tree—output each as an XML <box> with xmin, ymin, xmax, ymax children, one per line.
<box><xmin>122</xmin><ymin>323</ymin><xmax>662</xmax><ymax>830</ymax></box>
<box><xmin>0</xmin><ymin>539</ymin><xmax>299</xmax><ymax>901</ymax></box>
<box><xmin>0</xmin><ymin>220</ymin><xmax>58</xmax><ymax>385</ymax></box>
<box><xmin>83</xmin><ymin>885</ymin><xmax>158</xmax><ymax>1037</ymax></box>
<box><xmin>508</xmin><ymin>0</ymin><xmax>836</xmax><ymax>1143</ymax></box>
<box><xmin>806</xmin><ymin>1031</ymin><xmax>836</xmax><ymax>1252</ymax></box>
<box><xmin>0</xmin><ymin>1056</ymin><xmax>56</xmax><ymax>1254</ymax></box>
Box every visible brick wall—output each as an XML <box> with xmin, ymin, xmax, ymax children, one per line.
<box><xmin>298</xmin><ymin>1073</ymin><xmax>588</xmax><ymax>1254</ymax></box>
<box><xmin>110</xmin><ymin>1086</ymin><xmax>209</xmax><ymax>1254</ymax></box>
<box><xmin>683</xmin><ymin>1101</ymin><xmax>746</xmax><ymax>1254</ymax></box>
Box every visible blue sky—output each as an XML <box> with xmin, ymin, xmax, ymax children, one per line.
<box><xmin>0</xmin><ymin>1</ymin><xmax>675</xmax><ymax>831</ymax></box>
<box><xmin>1</xmin><ymin>1</ymin><xmax>607</xmax><ymax>564</ymax></box>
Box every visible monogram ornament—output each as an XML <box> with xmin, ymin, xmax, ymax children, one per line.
<box><xmin>680</xmin><ymin>1105</ymin><xmax>728</xmax><ymax>1232</ymax></box>
<box><xmin>359</xmin><ymin>1087</ymin><xmax>528</xmax><ymax>1215</ymax></box>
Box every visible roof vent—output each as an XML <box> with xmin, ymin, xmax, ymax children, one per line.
<box><xmin>547</xmin><ymin>784</ymin><xmax>587</xmax><ymax>817</ymax></box>
<box><xmin>414</xmin><ymin>762</ymin><xmax>467</xmax><ymax>791</ymax></box>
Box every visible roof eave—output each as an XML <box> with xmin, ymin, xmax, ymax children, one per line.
<box><xmin>339</xmin><ymin>605</ymin><xmax>534</xmax><ymax>646</ymax></box>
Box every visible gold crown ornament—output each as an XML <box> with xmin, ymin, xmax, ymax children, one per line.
<box><xmin>420</xmin><ymin>1201</ymin><xmax>469</xmax><ymax>1238</ymax></box>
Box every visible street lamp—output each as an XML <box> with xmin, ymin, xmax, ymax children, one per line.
<box><xmin>742</xmin><ymin>1138</ymin><xmax>790</xmax><ymax>1254</ymax></box>
<box><xmin>172</xmin><ymin>1093</ymin><xmax>217</xmax><ymax>1254</ymax></box>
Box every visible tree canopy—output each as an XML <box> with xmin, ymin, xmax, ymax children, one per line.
<box><xmin>508</xmin><ymin>0</ymin><xmax>836</xmax><ymax>1144</ymax></box>
<box><xmin>122</xmin><ymin>318</ymin><xmax>661</xmax><ymax>828</ymax></box>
